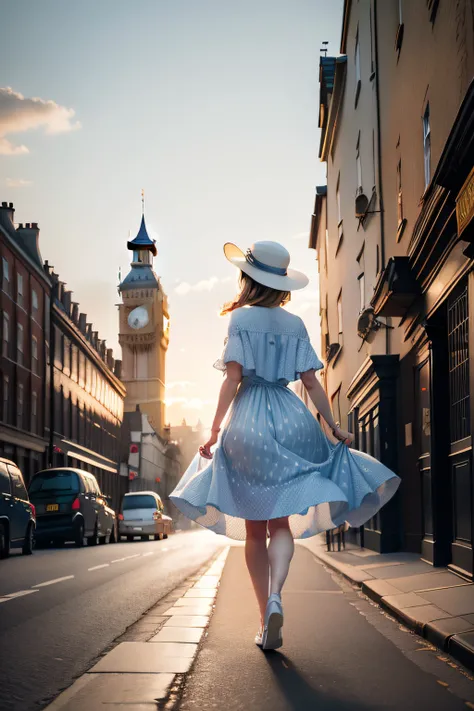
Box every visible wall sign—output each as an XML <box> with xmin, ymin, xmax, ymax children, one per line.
<box><xmin>456</xmin><ymin>166</ymin><xmax>474</xmax><ymax>237</ymax></box>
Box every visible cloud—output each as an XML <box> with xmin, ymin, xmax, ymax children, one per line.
<box><xmin>291</xmin><ymin>231</ymin><xmax>309</xmax><ymax>240</ymax></box>
<box><xmin>286</xmin><ymin>289</ymin><xmax>319</xmax><ymax>317</ymax></box>
<box><xmin>165</xmin><ymin>396</ymin><xmax>212</xmax><ymax>410</ymax></box>
<box><xmin>0</xmin><ymin>86</ymin><xmax>81</xmax><ymax>155</ymax></box>
<box><xmin>166</xmin><ymin>381</ymin><xmax>194</xmax><ymax>391</ymax></box>
<box><xmin>5</xmin><ymin>177</ymin><xmax>32</xmax><ymax>188</ymax></box>
<box><xmin>175</xmin><ymin>275</ymin><xmax>227</xmax><ymax>296</ymax></box>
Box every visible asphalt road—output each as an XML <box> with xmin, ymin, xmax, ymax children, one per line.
<box><xmin>0</xmin><ymin>529</ymin><xmax>224</xmax><ymax>711</ymax></box>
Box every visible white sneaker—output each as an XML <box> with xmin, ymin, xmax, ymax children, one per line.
<box><xmin>255</xmin><ymin>628</ymin><xmax>263</xmax><ymax>647</ymax></box>
<box><xmin>261</xmin><ymin>593</ymin><xmax>283</xmax><ymax>651</ymax></box>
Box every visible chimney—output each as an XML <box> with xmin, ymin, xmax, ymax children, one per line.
<box><xmin>71</xmin><ymin>302</ymin><xmax>79</xmax><ymax>323</ymax></box>
<box><xmin>57</xmin><ymin>281</ymin><xmax>65</xmax><ymax>303</ymax></box>
<box><xmin>92</xmin><ymin>331</ymin><xmax>99</xmax><ymax>349</ymax></box>
<box><xmin>62</xmin><ymin>290</ymin><xmax>72</xmax><ymax>315</ymax></box>
<box><xmin>106</xmin><ymin>348</ymin><xmax>114</xmax><ymax>369</ymax></box>
<box><xmin>86</xmin><ymin>323</ymin><xmax>93</xmax><ymax>341</ymax></box>
<box><xmin>16</xmin><ymin>222</ymin><xmax>43</xmax><ymax>269</ymax></box>
<box><xmin>114</xmin><ymin>360</ymin><xmax>122</xmax><ymax>378</ymax></box>
<box><xmin>0</xmin><ymin>201</ymin><xmax>15</xmax><ymax>228</ymax></box>
<box><xmin>78</xmin><ymin>313</ymin><xmax>87</xmax><ymax>333</ymax></box>
<box><xmin>100</xmin><ymin>339</ymin><xmax>107</xmax><ymax>359</ymax></box>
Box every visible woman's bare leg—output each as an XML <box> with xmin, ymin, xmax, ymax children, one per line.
<box><xmin>268</xmin><ymin>517</ymin><xmax>294</xmax><ymax>596</ymax></box>
<box><xmin>245</xmin><ymin>520</ymin><xmax>269</xmax><ymax>624</ymax></box>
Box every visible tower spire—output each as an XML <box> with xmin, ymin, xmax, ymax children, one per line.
<box><xmin>141</xmin><ymin>188</ymin><xmax>145</xmax><ymax>216</ymax></box>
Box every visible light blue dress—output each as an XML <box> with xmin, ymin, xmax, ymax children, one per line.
<box><xmin>170</xmin><ymin>306</ymin><xmax>400</xmax><ymax>540</ymax></box>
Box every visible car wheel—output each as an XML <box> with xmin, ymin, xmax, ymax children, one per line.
<box><xmin>109</xmin><ymin>526</ymin><xmax>116</xmax><ymax>544</ymax></box>
<box><xmin>22</xmin><ymin>523</ymin><xmax>34</xmax><ymax>555</ymax></box>
<box><xmin>0</xmin><ymin>522</ymin><xmax>10</xmax><ymax>559</ymax></box>
<box><xmin>140</xmin><ymin>535</ymin><xmax>148</xmax><ymax>541</ymax></box>
<box><xmin>154</xmin><ymin>533</ymin><xmax>162</xmax><ymax>541</ymax></box>
<box><xmin>74</xmin><ymin>519</ymin><xmax>85</xmax><ymax>548</ymax></box>
<box><xmin>87</xmin><ymin>524</ymin><xmax>99</xmax><ymax>546</ymax></box>
<box><xmin>99</xmin><ymin>534</ymin><xmax>107</xmax><ymax>545</ymax></box>
<box><xmin>127</xmin><ymin>535</ymin><xmax>134</xmax><ymax>542</ymax></box>
<box><xmin>163</xmin><ymin>533</ymin><xmax>169</xmax><ymax>539</ymax></box>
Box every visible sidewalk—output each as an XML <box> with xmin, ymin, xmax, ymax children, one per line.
<box><xmin>300</xmin><ymin>535</ymin><xmax>474</xmax><ymax>672</ymax></box>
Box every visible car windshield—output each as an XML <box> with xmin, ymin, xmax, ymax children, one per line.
<box><xmin>122</xmin><ymin>494</ymin><xmax>157</xmax><ymax>510</ymax></box>
<box><xmin>29</xmin><ymin>471</ymin><xmax>80</xmax><ymax>495</ymax></box>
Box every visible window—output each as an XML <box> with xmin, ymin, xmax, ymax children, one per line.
<box><xmin>357</xmin><ymin>246</ymin><xmax>365</xmax><ymax>310</ymax></box>
<box><xmin>2</xmin><ymin>376</ymin><xmax>9</xmax><ymax>422</ymax></box>
<box><xmin>423</xmin><ymin>103</ymin><xmax>431</xmax><ymax>189</ymax></box>
<box><xmin>337</xmin><ymin>291</ymin><xmax>343</xmax><ymax>345</ymax></box>
<box><xmin>2</xmin><ymin>312</ymin><xmax>9</xmax><ymax>358</ymax></box>
<box><xmin>396</xmin><ymin>158</ymin><xmax>406</xmax><ymax>240</ymax></box>
<box><xmin>63</xmin><ymin>336</ymin><xmax>70</xmax><ymax>375</ymax></box>
<box><xmin>17</xmin><ymin>383</ymin><xmax>24</xmax><ymax>428</ymax></box>
<box><xmin>32</xmin><ymin>336</ymin><xmax>38</xmax><ymax>374</ymax></box>
<box><xmin>0</xmin><ymin>464</ymin><xmax>10</xmax><ymax>495</ymax></box>
<box><xmin>32</xmin><ymin>289</ymin><xmax>39</xmax><ymax>313</ymax></box>
<box><xmin>355</xmin><ymin>28</ymin><xmax>361</xmax><ymax>104</ymax></box>
<box><xmin>79</xmin><ymin>351</ymin><xmax>85</xmax><ymax>388</ymax></box>
<box><xmin>31</xmin><ymin>392</ymin><xmax>38</xmax><ymax>433</ymax></box>
<box><xmin>336</xmin><ymin>175</ymin><xmax>343</xmax><ymax>248</ymax></box>
<box><xmin>17</xmin><ymin>323</ymin><xmax>24</xmax><ymax>365</ymax></box>
<box><xmin>356</xmin><ymin>134</ymin><xmax>363</xmax><ymax>194</ymax></box>
<box><xmin>17</xmin><ymin>273</ymin><xmax>23</xmax><ymax>308</ymax></box>
<box><xmin>2</xmin><ymin>257</ymin><xmax>9</xmax><ymax>292</ymax></box>
<box><xmin>427</xmin><ymin>0</ymin><xmax>439</xmax><ymax>23</ymax></box>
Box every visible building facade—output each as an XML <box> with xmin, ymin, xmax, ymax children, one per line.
<box><xmin>0</xmin><ymin>202</ymin><xmax>51</xmax><ymax>484</ymax></box>
<box><xmin>45</xmin><ymin>265</ymin><xmax>127</xmax><ymax>511</ymax></box>
<box><xmin>118</xmin><ymin>209</ymin><xmax>180</xmax><ymax>500</ymax></box>
<box><xmin>312</xmin><ymin>0</ymin><xmax>474</xmax><ymax>571</ymax></box>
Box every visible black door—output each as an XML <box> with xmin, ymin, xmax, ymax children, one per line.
<box><xmin>447</xmin><ymin>282</ymin><xmax>473</xmax><ymax>576</ymax></box>
<box><xmin>417</xmin><ymin>355</ymin><xmax>433</xmax><ymax>560</ymax></box>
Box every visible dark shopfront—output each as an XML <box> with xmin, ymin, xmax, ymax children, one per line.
<box><xmin>373</xmin><ymin>84</ymin><xmax>474</xmax><ymax>577</ymax></box>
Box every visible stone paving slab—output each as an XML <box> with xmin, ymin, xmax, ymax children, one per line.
<box><xmin>363</xmin><ymin>579</ymin><xmax>404</xmax><ymax>599</ymax></box>
<box><xmin>89</xmin><ymin>642</ymin><xmax>197</xmax><ymax>673</ymax></box>
<box><xmin>184</xmin><ymin>589</ymin><xmax>217</xmax><ymax>598</ymax></box>
<box><xmin>164</xmin><ymin>615</ymin><xmax>209</xmax><ymax>628</ymax></box>
<box><xmin>425</xmin><ymin>617</ymin><xmax>474</xmax><ymax>649</ymax></box>
<box><xmin>164</xmin><ymin>605</ymin><xmax>213</xmax><ymax>616</ymax></box>
<box><xmin>367</xmin><ymin>561</ymin><xmax>435</xmax><ymax>580</ymax></box>
<box><xmin>386</xmin><ymin>571</ymin><xmax>469</xmax><ymax>593</ymax></box>
<box><xmin>45</xmin><ymin>673</ymin><xmax>175</xmax><ymax>710</ymax></box>
<box><xmin>383</xmin><ymin>592</ymin><xmax>431</xmax><ymax>610</ymax></box>
<box><xmin>150</xmin><ymin>627</ymin><xmax>205</xmax><ymax>644</ymax></box>
<box><xmin>423</xmin><ymin>585</ymin><xmax>474</xmax><ymax>616</ymax></box>
<box><xmin>193</xmin><ymin>575</ymin><xmax>220</xmax><ymax>589</ymax></box>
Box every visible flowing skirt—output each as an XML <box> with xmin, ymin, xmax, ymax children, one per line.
<box><xmin>170</xmin><ymin>377</ymin><xmax>400</xmax><ymax>540</ymax></box>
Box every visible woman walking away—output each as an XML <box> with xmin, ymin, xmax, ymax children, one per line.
<box><xmin>170</xmin><ymin>241</ymin><xmax>400</xmax><ymax>651</ymax></box>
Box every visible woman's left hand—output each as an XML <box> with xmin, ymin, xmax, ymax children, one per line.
<box><xmin>332</xmin><ymin>427</ymin><xmax>354</xmax><ymax>446</ymax></box>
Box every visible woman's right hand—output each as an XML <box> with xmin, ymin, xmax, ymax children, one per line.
<box><xmin>332</xmin><ymin>427</ymin><xmax>354</xmax><ymax>446</ymax></box>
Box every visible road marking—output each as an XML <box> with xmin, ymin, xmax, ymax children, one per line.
<box><xmin>0</xmin><ymin>589</ymin><xmax>39</xmax><ymax>602</ymax></box>
<box><xmin>142</xmin><ymin>552</ymin><xmax>154</xmax><ymax>557</ymax></box>
<box><xmin>111</xmin><ymin>557</ymin><xmax>126</xmax><ymax>563</ymax></box>
<box><xmin>32</xmin><ymin>575</ymin><xmax>74</xmax><ymax>588</ymax></box>
<box><xmin>88</xmin><ymin>564</ymin><xmax>110</xmax><ymax>571</ymax></box>
<box><xmin>124</xmin><ymin>554</ymin><xmax>141</xmax><ymax>560</ymax></box>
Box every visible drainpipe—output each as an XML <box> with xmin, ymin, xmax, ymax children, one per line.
<box><xmin>373</xmin><ymin>0</ymin><xmax>390</xmax><ymax>355</ymax></box>
<box><xmin>48</xmin><ymin>282</ymin><xmax>57</xmax><ymax>467</ymax></box>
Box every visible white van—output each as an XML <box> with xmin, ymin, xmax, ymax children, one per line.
<box><xmin>118</xmin><ymin>491</ymin><xmax>172</xmax><ymax>541</ymax></box>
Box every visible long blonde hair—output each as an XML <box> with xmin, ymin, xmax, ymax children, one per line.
<box><xmin>221</xmin><ymin>271</ymin><xmax>290</xmax><ymax>315</ymax></box>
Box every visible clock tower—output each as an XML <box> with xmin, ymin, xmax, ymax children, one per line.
<box><xmin>118</xmin><ymin>209</ymin><xmax>169</xmax><ymax>436</ymax></box>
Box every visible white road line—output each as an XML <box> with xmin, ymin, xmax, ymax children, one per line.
<box><xmin>88</xmin><ymin>564</ymin><xmax>110</xmax><ymax>571</ymax></box>
<box><xmin>111</xmin><ymin>558</ymin><xmax>126</xmax><ymax>563</ymax></box>
<box><xmin>0</xmin><ymin>589</ymin><xmax>39</xmax><ymax>602</ymax></box>
<box><xmin>124</xmin><ymin>554</ymin><xmax>141</xmax><ymax>560</ymax></box>
<box><xmin>142</xmin><ymin>552</ymin><xmax>154</xmax><ymax>557</ymax></box>
<box><xmin>32</xmin><ymin>575</ymin><xmax>74</xmax><ymax>588</ymax></box>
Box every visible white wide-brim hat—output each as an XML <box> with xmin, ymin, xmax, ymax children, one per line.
<box><xmin>224</xmin><ymin>240</ymin><xmax>309</xmax><ymax>291</ymax></box>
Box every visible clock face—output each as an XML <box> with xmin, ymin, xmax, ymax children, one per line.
<box><xmin>128</xmin><ymin>306</ymin><xmax>149</xmax><ymax>330</ymax></box>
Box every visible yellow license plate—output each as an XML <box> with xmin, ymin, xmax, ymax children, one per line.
<box><xmin>46</xmin><ymin>504</ymin><xmax>59</xmax><ymax>512</ymax></box>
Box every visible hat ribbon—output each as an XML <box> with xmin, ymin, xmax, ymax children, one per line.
<box><xmin>245</xmin><ymin>249</ymin><xmax>287</xmax><ymax>276</ymax></box>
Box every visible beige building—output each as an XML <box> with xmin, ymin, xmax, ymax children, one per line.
<box><xmin>312</xmin><ymin>0</ymin><xmax>474</xmax><ymax>564</ymax></box>
<box><xmin>118</xmin><ymin>209</ymin><xmax>180</xmax><ymax>498</ymax></box>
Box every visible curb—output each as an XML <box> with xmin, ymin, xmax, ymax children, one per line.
<box><xmin>300</xmin><ymin>539</ymin><xmax>474</xmax><ymax>674</ymax></box>
<box><xmin>45</xmin><ymin>546</ymin><xmax>230</xmax><ymax>710</ymax></box>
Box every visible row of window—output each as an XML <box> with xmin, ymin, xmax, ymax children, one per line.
<box><xmin>54</xmin><ymin>328</ymin><xmax>123</xmax><ymax>419</ymax></box>
<box><xmin>2</xmin><ymin>257</ymin><xmax>40</xmax><ymax>312</ymax></box>
<box><xmin>2</xmin><ymin>375</ymin><xmax>39</xmax><ymax>432</ymax></box>
<box><xmin>2</xmin><ymin>312</ymin><xmax>39</xmax><ymax>373</ymax></box>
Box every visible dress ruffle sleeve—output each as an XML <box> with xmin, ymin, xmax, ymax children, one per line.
<box><xmin>214</xmin><ymin>317</ymin><xmax>323</xmax><ymax>382</ymax></box>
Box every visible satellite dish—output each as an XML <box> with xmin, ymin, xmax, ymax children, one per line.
<box><xmin>357</xmin><ymin>307</ymin><xmax>377</xmax><ymax>339</ymax></box>
<box><xmin>326</xmin><ymin>343</ymin><xmax>341</xmax><ymax>363</ymax></box>
<box><xmin>128</xmin><ymin>306</ymin><xmax>149</xmax><ymax>330</ymax></box>
<box><xmin>355</xmin><ymin>193</ymin><xmax>369</xmax><ymax>218</ymax></box>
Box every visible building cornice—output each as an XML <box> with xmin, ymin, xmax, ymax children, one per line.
<box><xmin>340</xmin><ymin>0</ymin><xmax>352</xmax><ymax>54</ymax></box>
<box><xmin>319</xmin><ymin>57</ymin><xmax>347</xmax><ymax>161</ymax></box>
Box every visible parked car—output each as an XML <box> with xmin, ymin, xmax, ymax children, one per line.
<box><xmin>119</xmin><ymin>491</ymin><xmax>172</xmax><ymax>542</ymax></box>
<box><xmin>28</xmin><ymin>468</ymin><xmax>117</xmax><ymax>547</ymax></box>
<box><xmin>0</xmin><ymin>457</ymin><xmax>36</xmax><ymax>558</ymax></box>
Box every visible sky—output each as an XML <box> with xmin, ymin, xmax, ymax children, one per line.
<box><xmin>1</xmin><ymin>0</ymin><xmax>343</xmax><ymax>427</ymax></box>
